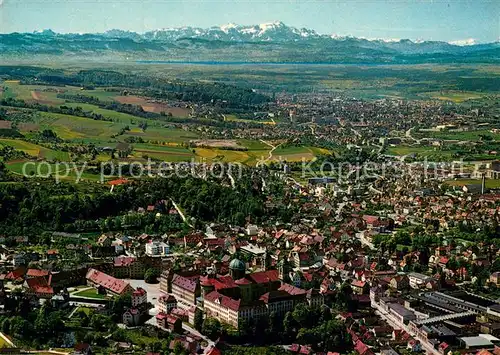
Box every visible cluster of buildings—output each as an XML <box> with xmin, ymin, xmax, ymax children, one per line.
<box><xmin>157</xmin><ymin>257</ymin><xmax>324</xmax><ymax>328</ymax></box>
<box><xmin>0</xmin><ymin>146</ymin><xmax>499</xmax><ymax>355</ymax></box>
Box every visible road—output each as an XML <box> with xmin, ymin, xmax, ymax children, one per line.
<box><xmin>227</xmin><ymin>172</ymin><xmax>236</xmax><ymax>189</ymax></box>
<box><xmin>372</xmin><ymin>302</ymin><xmax>440</xmax><ymax>355</ymax></box>
<box><xmin>406</xmin><ymin>127</ymin><xmax>416</xmax><ymax>141</ymax></box>
<box><xmin>356</xmin><ymin>232</ymin><xmax>375</xmax><ymax>250</ymax></box>
<box><xmin>368</xmin><ymin>184</ymin><xmax>383</xmax><ymax>195</ymax></box>
<box><xmin>69</xmin><ymin>301</ymin><xmax>107</xmax><ymax>308</ymax></box>
<box><xmin>171</xmin><ymin>199</ymin><xmax>193</xmax><ymax>227</ymax></box>
<box><xmin>286</xmin><ymin>176</ymin><xmax>304</xmax><ymax>188</ymax></box>
<box><xmin>257</xmin><ymin>139</ymin><xmax>282</xmax><ymax>166</ymax></box>
<box><xmin>405</xmin><ymin>126</ymin><xmax>424</xmax><ymax>144</ymax></box>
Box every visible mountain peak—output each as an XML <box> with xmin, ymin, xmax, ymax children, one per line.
<box><xmin>220</xmin><ymin>23</ymin><xmax>239</xmax><ymax>33</ymax></box>
<box><xmin>448</xmin><ymin>38</ymin><xmax>477</xmax><ymax>46</ymax></box>
<box><xmin>33</xmin><ymin>29</ymin><xmax>56</xmax><ymax>36</ymax></box>
<box><xmin>259</xmin><ymin>21</ymin><xmax>285</xmax><ymax>28</ymax></box>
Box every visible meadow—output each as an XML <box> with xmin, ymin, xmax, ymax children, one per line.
<box><xmin>418</xmin><ymin>90</ymin><xmax>486</xmax><ymax>103</ymax></box>
<box><xmin>419</xmin><ymin>129</ymin><xmax>500</xmax><ymax>142</ymax></box>
<box><xmin>2</xmin><ymin>80</ymin><xmax>119</xmax><ymax>103</ymax></box>
<box><xmin>446</xmin><ymin>179</ymin><xmax>500</xmax><ymax>189</ymax></box>
<box><xmin>0</xmin><ymin>138</ymin><xmax>70</xmax><ymax>160</ymax></box>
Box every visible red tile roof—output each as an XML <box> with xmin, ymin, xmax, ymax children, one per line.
<box><xmin>114</xmin><ymin>256</ymin><xmax>136</xmax><ymax>267</ymax></box>
<box><xmin>133</xmin><ymin>287</ymin><xmax>147</xmax><ymax>297</ymax></box>
<box><xmin>279</xmin><ymin>283</ymin><xmax>307</xmax><ymax>296</ymax></box>
<box><xmin>248</xmin><ymin>270</ymin><xmax>279</xmax><ymax>284</ymax></box>
<box><xmin>290</xmin><ymin>344</ymin><xmax>300</xmax><ymax>353</ymax></box>
<box><xmin>362</xmin><ymin>215</ymin><xmax>380</xmax><ymax>225</ymax></box>
<box><xmin>156</xmin><ymin>312</ymin><xmax>168</xmax><ymax>320</ymax></box>
<box><xmin>166</xmin><ymin>314</ymin><xmax>180</xmax><ymax>325</ymax></box>
<box><xmin>259</xmin><ymin>290</ymin><xmax>294</xmax><ymax>304</ymax></box>
<box><xmin>5</xmin><ymin>267</ymin><xmax>26</xmax><ymax>281</ymax></box>
<box><xmin>26</xmin><ymin>276</ymin><xmax>54</xmax><ymax>296</ymax></box>
<box><xmin>25</xmin><ymin>276</ymin><xmax>48</xmax><ymax>288</ymax></box>
<box><xmin>108</xmin><ymin>178</ymin><xmax>129</xmax><ymax>186</ymax></box>
<box><xmin>172</xmin><ymin>274</ymin><xmax>198</xmax><ymax>293</ymax></box>
<box><xmin>205</xmin><ymin>346</ymin><xmax>222</xmax><ymax>355</ymax></box>
<box><xmin>27</xmin><ymin>269</ymin><xmax>49</xmax><ymax>278</ymax></box>
<box><xmin>354</xmin><ymin>340</ymin><xmax>373</xmax><ymax>355</ymax></box>
<box><xmin>352</xmin><ymin>280</ymin><xmax>366</xmax><ymax>288</ymax></box>
<box><xmin>204</xmin><ymin>290</ymin><xmax>241</xmax><ymax>311</ymax></box>
<box><xmin>439</xmin><ymin>342</ymin><xmax>449</xmax><ymax>350</ymax></box>
<box><xmin>86</xmin><ymin>268</ymin><xmax>133</xmax><ymax>295</ymax></box>
<box><xmin>235</xmin><ymin>278</ymin><xmax>252</xmax><ymax>285</ymax></box>
<box><xmin>477</xmin><ymin>350</ymin><xmax>493</xmax><ymax>355</ymax></box>
<box><xmin>439</xmin><ymin>256</ymin><xmax>449</xmax><ymax>265</ymax></box>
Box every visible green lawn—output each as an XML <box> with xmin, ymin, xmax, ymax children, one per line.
<box><xmin>73</xmin><ymin>288</ymin><xmax>107</xmax><ymax>299</ymax></box>
<box><xmin>64</xmin><ymin>103</ymin><xmax>148</xmax><ymax>125</ymax></box>
<box><xmin>75</xmin><ymin>306</ymin><xmax>93</xmax><ymax>316</ymax></box>
<box><xmin>239</xmin><ymin>139</ymin><xmax>270</xmax><ymax>150</ymax></box>
<box><xmin>272</xmin><ymin>146</ymin><xmax>318</xmax><ymax>162</ymax></box>
<box><xmin>386</xmin><ymin>146</ymin><xmax>438</xmax><ymax>156</ymax></box>
<box><xmin>419</xmin><ymin>90</ymin><xmax>486</xmax><ymax>103</ymax></box>
<box><xmin>0</xmin><ymin>139</ymin><xmax>70</xmax><ymax>160</ymax></box>
<box><xmin>76</xmin><ymin>88</ymin><xmax>121</xmax><ymax>102</ymax></box>
<box><xmin>133</xmin><ymin>143</ymin><xmax>195</xmax><ymax>161</ymax></box>
<box><xmin>1</xmin><ymin>81</ymin><xmax>118</xmax><ymax>104</ymax></box>
<box><xmin>446</xmin><ymin>179</ymin><xmax>500</xmax><ymax>189</ymax></box>
<box><xmin>419</xmin><ymin>129</ymin><xmax>500</xmax><ymax>142</ymax></box>
<box><xmin>5</xmin><ymin>160</ymin><xmax>105</xmax><ymax>182</ymax></box>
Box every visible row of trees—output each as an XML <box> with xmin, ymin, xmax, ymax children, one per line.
<box><xmin>0</xmin><ymin>97</ymin><xmax>113</xmax><ymax>123</ymax></box>
<box><xmin>57</xmin><ymin>93</ymin><xmax>161</xmax><ymax>120</ymax></box>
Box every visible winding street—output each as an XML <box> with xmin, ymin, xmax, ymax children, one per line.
<box><xmin>257</xmin><ymin>139</ymin><xmax>282</xmax><ymax>166</ymax></box>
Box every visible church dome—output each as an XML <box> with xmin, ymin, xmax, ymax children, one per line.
<box><xmin>229</xmin><ymin>258</ymin><xmax>246</xmax><ymax>271</ymax></box>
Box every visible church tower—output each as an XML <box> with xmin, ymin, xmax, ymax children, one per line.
<box><xmin>278</xmin><ymin>258</ymin><xmax>290</xmax><ymax>283</ymax></box>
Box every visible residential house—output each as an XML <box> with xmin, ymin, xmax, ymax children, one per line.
<box><xmin>390</xmin><ymin>275</ymin><xmax>409</xmax><ymax>290</ymax></box>
<box><xmin>351</xmin><ymin>280</ymin><xmax>369</xmax><ymax>295</ymax></box>
<box><xmin>123</xmin><ymin>308</ymin><xmax>141</xmax><ymax>326</ymax></box>
<box><xmin>23</xmin><ymin>277</ymin><xmax>54</xmax><ymax>299</ymax></box>
<box><xmin>408</xmin><ymin>272</ymin><xmax>432</xmax><ymax>289</ymax></box>
<box><xmin>145</xmin><ymin>241</ymin><xmax>170</xmax><ymax>257</ymax></box>
<box><xmin>132</xmin><ymin>287</ymin><xmax>147</xmax><ymax>307</ymax></box>
<box><xmin>490</xmin><ymin>272</ymin><xmax>500</xmax><ymax>285</ymax></box>
<box><xmin>73</xmin><ymin>343</ymin><xmax>92</xmax><ymax>355</ymax></box>
<box><xmin>158</xmin><ymin>294</ymin><xmax>177</xmax><ymax>313</ymax></box>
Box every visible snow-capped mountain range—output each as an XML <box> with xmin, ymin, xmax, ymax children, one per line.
<box><xmin>101</xmin><ymin>21</ymin><xmax>328</xmax><ymax>42</ymax></box>
<box><xmin>1</xmin><ymin>22</ymin><xmax>498</xmax><ymax>63</ymax></box>
<box><xmin>99</xmin><ymin>21</ymin><xmax>485</xmax><ymax>46</ymax></box>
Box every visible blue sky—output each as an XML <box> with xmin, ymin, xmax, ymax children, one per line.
<box><xmin>0</xmin><ymin>0</ymin><xmax>498</xmax><ymax>42</ymax></box>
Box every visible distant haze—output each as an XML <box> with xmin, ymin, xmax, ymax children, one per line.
<box><xmin>0</xmin><ymin>0</ymin><xmax>498</xmax><ymax>43</ymax></box>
